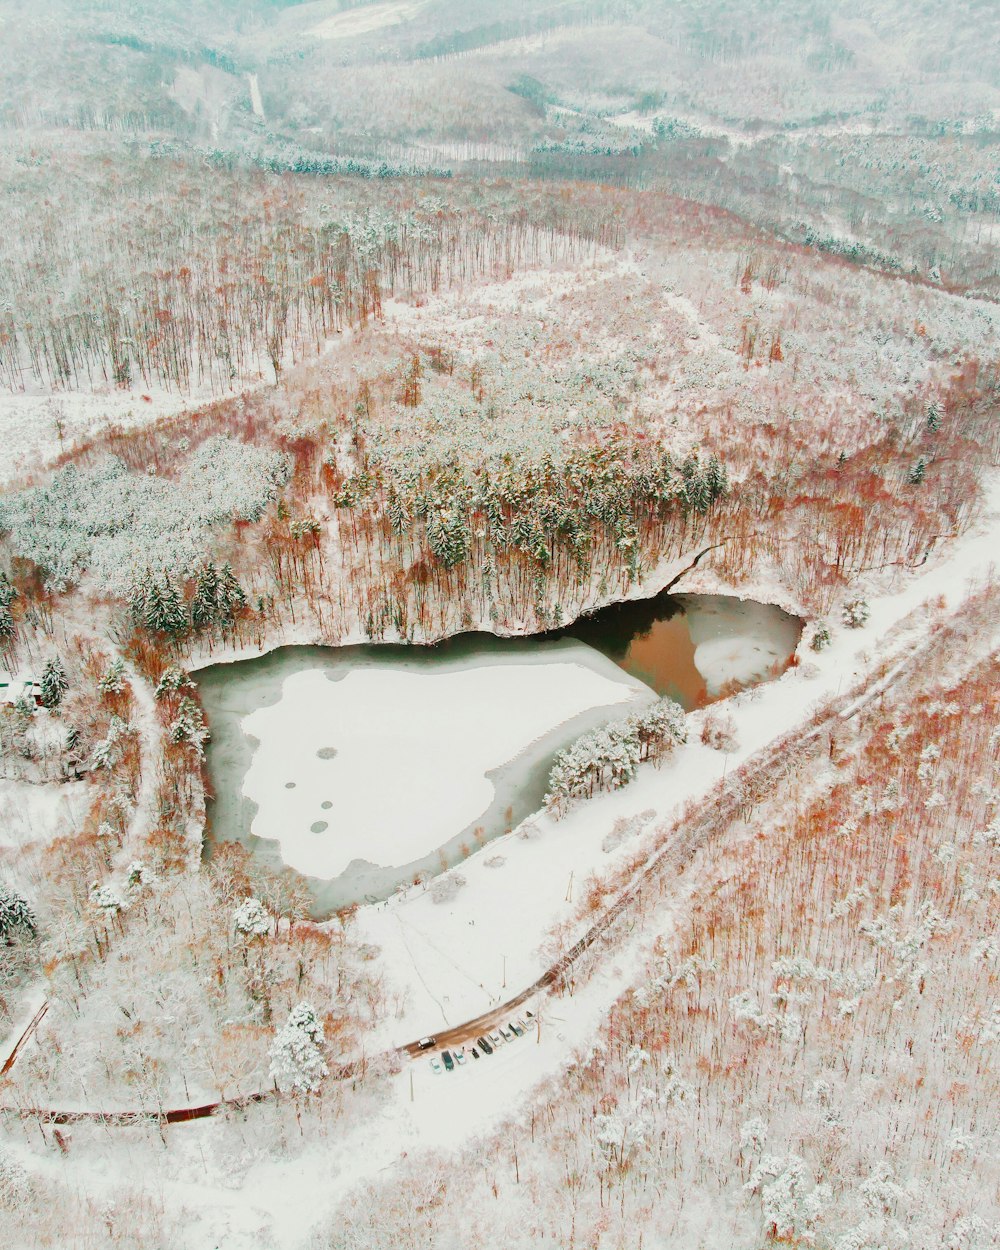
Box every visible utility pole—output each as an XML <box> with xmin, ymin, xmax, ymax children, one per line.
<box><xmin>565</xmin><ymin>870</ymin><xmax>574</xmax><ymax>902</ymax></box>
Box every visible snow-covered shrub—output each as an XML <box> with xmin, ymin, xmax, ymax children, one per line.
<box><xmin>125</xmin><ymin>860</ymin><xmax>153</xmax><ymax>891</ymax></box>
<box><xmin>429</xmin><ymin>871</ymin><xmax>467</xmax><ymax>903</ymax></box>
<box><xmin>89</xmin><ymin>715</ymin><xmax>129</xmax><ymax>771</ymax></box>
<box><xmin>269</xmin><ymin>1001</ymin><xmax>328</xmax><ymax>1095</ymax></box>
<box><xmin>602</xmin><ymin>811</ymin><xmax>651</xmax><ymax>853</ymax></box>
<box><xmin>809</xmin><ymin>621</ymin><xmax>832</xmax><ymax>651</ymax></box>
<box><xmin>89</xmin><ymin>882</ymin><xmax>124</xmax><ymax>916</ymax></box>
<box><xmin>484</xmin><ymin>854</ymin><xmax>506</xmax><ymax>868</ymax></box>
<box><xmin>154</xmin><ymin>667</ymin><xmax>195</xmax><ymax>700</ymax></box>
<box><xmin>701</xmin><ymin>710</ymin><xmax>739</xmax><ymax>753</ymax></box>
<box><xmin>233</xmin><ymin>897</ymin><xmax>271</xmax><ymax>939</ymax></box>
<box><xmin>0</xmin><ymin>883</ymin><xmax>36</xmax><ymax>941</ymax></box>
<box><xmin>740</xmin><ymin>1117</ymin><xmax>768</xmax><ymax>1156</ymax></box>
<box><xmin>842</xmin><ymin>597</ymin><xmax>871</xmax><ymax>629</ymax></box>
<box><xmin>98</xmin><ymin>658</ymin><xmax>126</xmax><ymax>694</ymax></box>
<box><xmin>0</xmin><ymin>1145</ymin><xmax>29</xmax><ymax>1210</ymax></box>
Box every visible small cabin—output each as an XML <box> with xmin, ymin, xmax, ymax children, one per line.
<box><xmin>0</xmin><ymin>671</ymin><xmax>43</xmax><ymax>708</ymax></box>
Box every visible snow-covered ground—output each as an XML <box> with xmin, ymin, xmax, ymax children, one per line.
<box><xmin>0</xmin><ymin>777</ymin><xmax>89</xmax><ymax>850</ymax></box>
<box><xmin>241</xmin><ymin>658</ymin><xmax>638</xmax><ymax>879</ymax></box>
<box><xmin>311</xmin><ymin>0</ymin><xmax>426</xmax><ymax>41</ymax></box>
<box><xmin>0</xmin><ymin>387</ymin><xmax>224</xmax><ymax>487</ymax></box>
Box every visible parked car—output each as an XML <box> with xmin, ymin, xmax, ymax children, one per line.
<box><xmin>429</xmin><ymin>1056</ymin><xmax>442</xmax><ymax>1074</ymax></box>
<box><xmin>442</xmin><ymin>1050</ymin><xmax>454</xmax><ymax>1071</ymax></box>
<box><xmin>455</xmin><ymin>1048</ymin><xmax>467</xmax><ymax>1066</ymax></box>
<box><xmin>509</xmin><ymin>1021</ymin><xmax>524</xmax><ymax>1038</ymax></box>
<box><xmin>470</xmin><ymin>1047</ymin><xmax>479</xmax><ymax>1059</ymax></box>
<box><xmin>417</xmin><ymin>1036</ymin><xmax>437</xmax><ymax>1051</ymax></box>
<box><xmin>488</xmin><ymin>1031</ymin><xmax>503</xmax><ymax>1047</ymax></box>
<box><xmin>499</xmin><ymin>1026</ymin><xmax>513</xmax><ymax>1042</ymax></box>
<box><xmin>477</xmin><ymin>1036</ymin><xmax>493</xmax><ymax>1055</ymax></box>
<box><xmin>517</xmin><ymin>1017</ymin><xmax>532</xmax><ymax>1032</ymax></box>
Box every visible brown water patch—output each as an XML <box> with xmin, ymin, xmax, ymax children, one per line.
<box><xmin>620</xmin><ymin>614</ymin><xmax>708</xmax><ymax>708</ymax></box>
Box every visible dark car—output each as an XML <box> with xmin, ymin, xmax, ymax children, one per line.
<box><xmin>509</xmin><ymin>1021</ymin><xmax>524</xmax><ymax>1038</ymax></box>
<box><xmin>442</xmin><ymin>1050</ymin><xmax>454</xmax><ymax>1071</ymax></box>
<box><xmin>470</xmin><ymin>1047</ymin><xmax>479</xmax><ymax>1059</ymax></box>
<box><xmin>477</xmin><ymin>1036</ymin><xmax>493</xmax><ymax>1055</ymax></box>
<box><xmin>417</xmin><ymin>1036</ymin><xmax>436</xmax><ymax>1051</ymax></box>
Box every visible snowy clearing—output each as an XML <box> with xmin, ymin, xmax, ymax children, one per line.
<box><xmin>0</xmin><ymin>777</ymin><xmax>88</xmax><ymax>850</ymax></box>
<box><xmin>311</xmin><ymin>1</ymin><xmax>426</xmax><ymax>41</ymax></box>
<box><xmin>0</xmin><ymin>386</ymin><xmax>237</xmax><ymax>487</ymax></box>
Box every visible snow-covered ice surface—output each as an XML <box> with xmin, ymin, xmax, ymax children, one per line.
<box><xmin>240</xmin><ymin>658</ymin><xmax>639</xmax><ymax>879</ymax></box>
<box><xmin>679</xmin><ymin>593</ymin><xmax>803</xmax><ymax>696</ymax></box>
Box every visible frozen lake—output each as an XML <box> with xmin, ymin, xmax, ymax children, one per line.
<box><xmin>197</xmin><ymin>593</ymin><xmax>801</xmax><ymax>915</ymax></box>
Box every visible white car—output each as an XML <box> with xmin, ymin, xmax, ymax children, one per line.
<box><xmin>429</xmin><ymin>1056</ymin><xmax>442</xmax><ymax>1074</ymax></box>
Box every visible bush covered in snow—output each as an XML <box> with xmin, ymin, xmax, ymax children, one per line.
<box><xmin>0</xmin><ymin>1146</ymin><xmax>29</xmax><ymax>1211</ymax></box>
<box><xmin>809</xmin><ymin>621</ymin><xmax>832</xmax><ymax>651</ymax></box>
<box><xmin>700</xmin><ymin>710</ymin><xmax>739</xmax><ymax>753</ymax></box>
<box><xmin>233</xmin><ymin>896</ymin><xmax>271</xmax><ymax>939</ymax></box>
<box><xmin>842</xmin><ymin>597</ymin><xmax>871</xmax><ymax>629</ymax></box>
<box><xmin>429</xmin><ymin>870</ymin><xmax>467</xmax><ymax>903</ymax></box>
<box><xmin>268</xmin><ymin>1001</ymin><xmax>328</xmax><ymax>1095</ymax></box>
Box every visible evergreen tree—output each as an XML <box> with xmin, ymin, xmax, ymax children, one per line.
<box><xmin>154</xmin><ymin>666</ymin><xmax>194</xmax><ymax>700</ymax></box>
<box><xmin>0</xmin><ymin>882</ymin><xmax>36</xmax><ymax>942</ymax></box>
<box><xmin>217</xmin><ymin>563</ymin><xmax>247</xmax><ymax>622</ymax></box>
<box><xmin>98</xmin><ymin>658</ymin><xmax>126</xmax><ymax>694</ymax></box>
<box><xmin>269</xmin><ymin>1002</ymin><xmax>328</xmax><ymax>1094</ymax></box>
<box><xmin>908</xmin><ymin>456</ymin><xmax>928</xmax><ymax>485</ymax></box>
<box><xmin>39</xmin><ymin>656</ymin><xmax>68</xmax><ymax>709</ymax></box>
<box><xmin>191</xmin><ymin>562</ymin><xmax>220</xmax><ymax>631</ymax></box>
<box><xmin>159</xmin><ymin>575</ymin><xmax>188</xmax><ymax>637</ymax></box>
<box><xmin>926</xmin><ymin>401</ymin><xmax>942</xmax><ymax>432</ymax></box>
<box><xmin>128</xmin><ymin>570</ymin><xmax>152</xmax><ymax>628</ymax></box>
<box><xmin>143</xmin><ymin>575</ymin><xmax>167</xmax><ymax>633</ymax></box>
<box><xmin>0</xmin><ymin>573</ymin><xmax>16</xmax><ymax>645</ymax></box>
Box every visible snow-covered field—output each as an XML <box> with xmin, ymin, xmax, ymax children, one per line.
<box><xmin>0</xmin><ymin>387</ymin><xmax>225</xmax><ymax>486</ymax></box>
<box><xmin>0</xmin><ymin>777</ymin><xmax>88</xmax><ymax>850</ymax></box>
<box><xmin>311</xmin><ymin>0</ymin><xmax>426</xmax><ymax>41</ymax></box>
<box><xmin>241</xmin><ymin>657</ymin><xmax>639</xmax><ymax>879</ymax></box>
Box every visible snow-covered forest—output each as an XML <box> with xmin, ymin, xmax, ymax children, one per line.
<box><xmin>0</xmin><ymin>1</ymin><xmax>998</xmax><ymax>1247</ymax></box>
